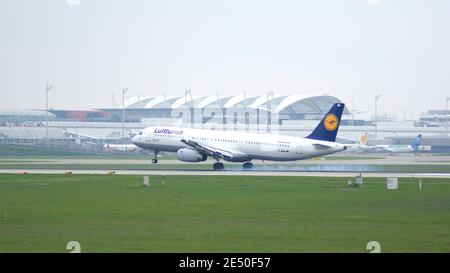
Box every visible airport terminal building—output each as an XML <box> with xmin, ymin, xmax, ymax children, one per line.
<box><xmin>100</xmin><ymin>94</ymin><xmax>351</xmax><ymax>126</ymax></box>
<box><xmin>1</xmin><ymin>93</ymin><xmax>449</xmax><ymax>153</ymax></box>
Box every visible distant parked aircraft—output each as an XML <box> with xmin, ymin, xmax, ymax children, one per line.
<box><xmin>103</xmin><ymin>144</ymin><xmax>141</xmax><ymax>153</ymax></box>
<box><xmin>372</xmin><ymin>134</ymin><xmax>430</xmax><ymax>153</ymax></box>
<box><xmin>347</xmin><ymin>133</ymin><xmax>430</xmax><ymax>154</ymax></box>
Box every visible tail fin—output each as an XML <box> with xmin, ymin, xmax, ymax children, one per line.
<box><xmin>306</xmin><ymin>103</ymin><xmax>345</xmax><ymax>142</ymax></box>
<box><xmin>411</xmin><ymin>134</ymin><xmax>422</xmax><ymax>150</ymax></box>
<box><xmin>360</xmin><ymin>132</ymin><xmax>369</xmax><ymax>145</ymax></box>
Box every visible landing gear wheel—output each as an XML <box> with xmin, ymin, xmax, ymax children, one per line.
<box><xmin>213</xmin><ymin>162</ymin><xmax>224</xmax><ymax>171</ymax></box>
<box><xmin>151</xmin><ymin>151</ymin><xmax>159</xmax><ymax>164</ymax></box>
<box><xmin>243</xmin><ymin>162</ymin><xmax>254</xmax><ymax>170</ymax></box>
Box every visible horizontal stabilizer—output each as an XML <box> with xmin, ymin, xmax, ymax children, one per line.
<box><xmin>312</xmin><ymin>143</ymin><xmax>333</xmax><ymax>149</ymax></box>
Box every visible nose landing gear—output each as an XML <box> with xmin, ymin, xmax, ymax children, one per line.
<box><xmin>151</xmin><ymin>151</ymin><xmax>159</xmax><ymax>164</ymax></box>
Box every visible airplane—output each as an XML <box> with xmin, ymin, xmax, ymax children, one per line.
<box><xmin>63</xmin><ymin>128</ymin><xmax>99</xmax><ymax>140</ymax></box>
<box><xmin>345</xmin><ymin>132</ymin><xmax>371</xmax><ymax>153</ymax></box>
<box><xmin>132</xmin><ymin>103</ymin><xmax>347</xmax><ymax>170</ymax></box>
<box><xmin>103</xmin><ymin>143</ymin><xmax>141</xmax><ymax>153</ymax></box>
<box><xmin>346</xmin><ymin>133</ymin><xmax>430</xmax><ymax>154</ymax></box>
<box><xmin>372</xmin><ymin>134</ymin><xmax>429</xmax><ymax>154</ymax></box>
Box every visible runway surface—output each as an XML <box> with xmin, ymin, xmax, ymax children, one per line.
<box><xmin>2</xmin><ymin>169</ymin><xmax>450</xmax><ymax>178</ymax></box>
<box><xmin>2</xmin><ymin>155</ymin><xmax>450</xmax><ymax>165</ymax></box>
<box><xmin>1</xmin><ymin>155</ymin><xmax>450</xmax><ymax>178</ymax></box>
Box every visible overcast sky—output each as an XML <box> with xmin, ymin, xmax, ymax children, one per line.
<box><xmin>0</xmin><ymin>0</ymin><xmax>449</xmax><ymax>119</ymax></box>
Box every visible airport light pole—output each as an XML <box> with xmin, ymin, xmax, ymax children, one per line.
<box><xmin>45</xmin><ymin>84</ymin><xmax>53</xmax><ymax>144</ymax></box>
<box><xmin>374</xmin><ymin>94</ymin><xmax>381</xmax><ymax>142</ymax></box>
<box><xmin>446</xmin><ymin>96</ymin><xmax>450</xmax><ymax>137</ymax></box>
<box><xmin>122</xmin><ymin>88</ymin><xmax>129</xmax><ymax>142</ymax></box>
<box><xmin>184</xmin><ymin>89</ymin><xmax>192</xmax><ymax>128</ymax></box>
<box><xmin>266</xmin><ymin>91</ymin><xmax>274</xmax><ymax>133</ymax></box>
<box><xmin>184</xmin><ymin>89</ymin><xmax>188</xmax><ymax>126</ymax></box>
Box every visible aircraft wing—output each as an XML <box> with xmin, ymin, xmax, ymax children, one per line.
<box><xmin>180</xmin><ymin>139</ymin><xmax>248</xmax><ymax>161</ymax></box>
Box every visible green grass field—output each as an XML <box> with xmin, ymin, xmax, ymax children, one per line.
<box><xmin>1</xmin><ymin>174</ymin><xmax>450</xmax><ymax>253</ymax></box>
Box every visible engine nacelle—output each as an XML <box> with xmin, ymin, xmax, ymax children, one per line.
<box><xmin>177</xmin><ymin>148</ymin><xmax>207</xmax><ymax>162</ymax></box>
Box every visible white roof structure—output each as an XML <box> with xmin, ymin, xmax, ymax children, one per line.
<box><xmin>223</xmin><ymin>95</ymin><xmax>256</xmax><ymax>108</ymax></box>
<box><xmin>274</xmin><ymin>94</ymin><xmax>330</xmax><ymax>113</ymax></box>
<box><xmin>250</xmin><ymin>94</ymin><xmax>286</xmax><ymax>109</ymax></box>
<box><xmin>144</xmin><ymin>96</ymin><xmax>170</xmax><ymax>109</ymax></box>
<box><xmin>197</xmin><ymin>96</ymin><xmax>218</xmax><ymax>109</ymax></box>
<box><xmin>171</xmin><ymin>96</ymin><xmax>205</xmax><ymax>109</ymax></box>
<box><xmin>122</xmin><ymin>94</ymin><xmax>349</xmax><ymax>114</ymax></box>
<box><xmin>123</xmin><ymin>96</ymin><xmax>146</xmax><ymax>108</ymax></box>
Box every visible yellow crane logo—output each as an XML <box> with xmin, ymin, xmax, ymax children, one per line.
<box><xmin>324</xmin><ymin>114</ymin><xmax>339</xmax><ymax>131</ymax></box>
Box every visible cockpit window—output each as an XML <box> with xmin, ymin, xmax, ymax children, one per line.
<box><xmin>138</xmin><ymin>131</ymin><xmax>143</xmax><ymax>135</ymax></box>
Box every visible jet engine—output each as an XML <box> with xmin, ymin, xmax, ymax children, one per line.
<box><xmin>177</xmin><ymin>148</ymin><xmax>207</xmax><ymax>162</ymax></box>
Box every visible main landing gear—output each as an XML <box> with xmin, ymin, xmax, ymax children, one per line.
<box><xmin>213</xmin><ymin>162</ymin><xmax>224</xmax><ymax>171</ymax></box>
<box><xmin>243</xmin><ymin>162</ymin><xmax>254</xmax><ymax>170</ymax></box>
<box><xmin>151</xmin><ymin>151</ymin><xmax>159</xmax><ymax>164</ymax></box>
<box><xmin>213</xmin><ymin>161</ymin><xmax>254</xmax><ymax>171</ymax></box>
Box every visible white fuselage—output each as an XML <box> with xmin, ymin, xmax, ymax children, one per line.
<box><xmin>132</xmin><ymin>126</ymin><xmax>346</xmax><ymax>162</ymax></box>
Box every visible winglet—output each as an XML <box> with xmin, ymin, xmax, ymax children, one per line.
<box><xmin>305</xmin><ymin>103</ymin><xmax>345</xmax><ymax>142</ymax></box>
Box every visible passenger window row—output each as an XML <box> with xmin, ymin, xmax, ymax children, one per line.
<box><xmin>153</xmin><ymin>134</ymin><xmax>289</xmax><ymax>148</ymax></box>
